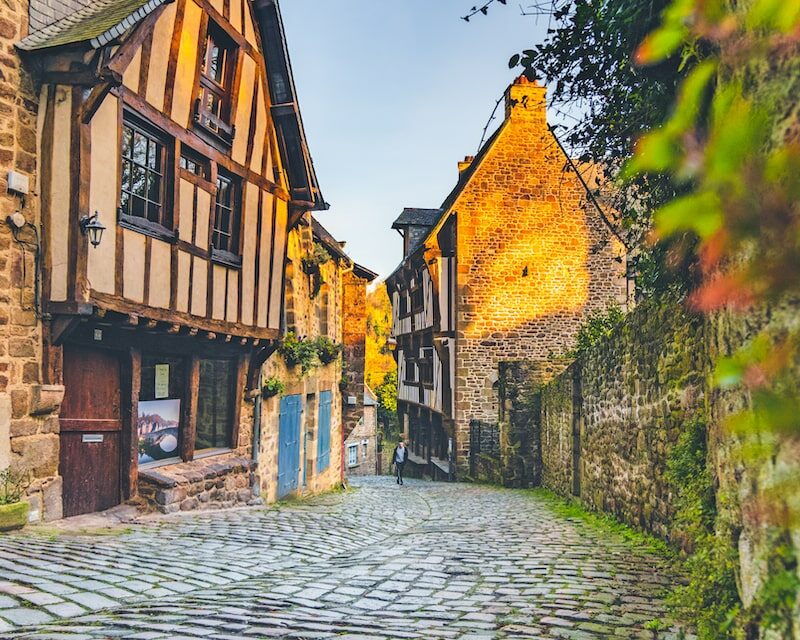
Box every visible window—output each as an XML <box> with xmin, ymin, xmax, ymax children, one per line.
<box><xmin>137</xmin><ymin>355</ymin><xmax>186</xmax><ymax>467</ymax></box>
<box><xmin>120</xmin><ymin>116</ymin><xmax>171</xmax><ymax>232</ymax></box>
<box><xmin>419</xmin><ymin>347</ymin><xmax>434</xmax><ymax>386</ymax></box>
<box><xmin>179</xmin><ymin>149</ymin><xmax>210</xmax><ymax>180</ymax></box>
<box><xmin>403</xmin><ymin>355</ymin><xmax>417</xmax><ymax>384</ymax></box>
<box><xmin>411</xmin><ymin>284</ymin><xmax>424</xmax><ymax>312</ymax></box>
<box><xmin>195</xmin><ymin>359</ymin><xmax>235</xmax><ymax>452</ymax></box>
<box><xmin>347</xmin><ymin>444</ymin><xmax>358</xmax><ymax>467</ymax></box>
<box><xmin>196</xmin><ymin>24</ymin><xmax>235</xmax><ymax>143</ymax></box>
<box><xmin>212</xmin><ymin>171</ymin><xmax>242</xmax><ymax>264</ymax></box>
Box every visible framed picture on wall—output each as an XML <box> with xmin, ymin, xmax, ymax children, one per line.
<box><xmin>138</xmin><ymin>399</ymin><xmax>181</xmax><ymax>465</ymax></box>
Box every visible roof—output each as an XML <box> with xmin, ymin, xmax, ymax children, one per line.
<box><xmin>386</xmin><ymin>122</ymin><xmax>508</xmax><ymax>283</ymax></box>
<box><xmin>17</xmin><ymin>0</ymin><xmax>168</xmax><ymax>51</ymax></box>
<box><xmin>391</xmin><ymin>208</ymin><xmax>442</xmax><ymax>229</ymax></box>
<box><xmin>310</xmin><ymin>217</ymin><xmax>378</xmax><ymax>282</ymax></box>
<box><xmin>364</xmin><ymin>386</ymin><xmax>377</xmax><ymax>406</ymax></box>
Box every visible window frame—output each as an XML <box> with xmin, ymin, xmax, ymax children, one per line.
<box><xmin>194</xmin><ymin>22</ymin><xmax>237</xmax><ymax>146</ymax></box>
<box><xmin>347</xmin><ymin>444</ymin><xmax>358</xmax><ymax>467</ymax></box>
<box><xmin>211</xmin><ymin>169</ymin><xmax>243</xmax><ymax>268</ymax></box>
<box><xmin>179</xmin><ymin>147</ymin><xmax>211</xmax><ymax>181</ymax></box>
<box><xmin>118</xmin><ymin>112</ymin><xmax>176</xmax><ymax>241</ymax></box>
<box><xmin>194</xmin><ymin>357</ymin><xmax>237</xmax><ymax>455</ymax></box>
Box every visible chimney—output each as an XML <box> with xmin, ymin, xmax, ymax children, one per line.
<box><xmin>458</xmin><ymin>155</ymin><xmax>475</xmax><ymax>177</ymax></box>
<box><xmin>504</xmin><ymin>75</ymin><xmax>547</xmax><ymax>126</ymax></box>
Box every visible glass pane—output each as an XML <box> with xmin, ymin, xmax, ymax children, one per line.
<box><xmin>132</xmin><ymin>131</ymin><xmax>147</xmax><ymax>165</ymax></box>
<box><xmin>195</xmin><ymin>359</ymin><xmax>233</xmax><ymax>450</ymax></box>
<box><xmin>147</xmin><ymin>173</ymin><xmax>161</xmax><ymax>203</ymax></box>
<box><xmin>131</xmin><ymin>165</ymin><xmax>145</xmax><ymax>196</ymax></box>
<box><xmin>122</xmin><ymin>126</ymin><xmax>133</xmax><ymax>158</ymax></box>
<box><xmin>131</xmin><ymin>195</ymin><xmax>146</xmax><ymax>219</ymax></box>
<box><xmin>147</xmin><ymin>202</ymin><xmax>161</xmax><ymax>223</ymax></box>
<box><xmin>119</xmin><ymin>190</ymin><xmax>130</xmax><ymax>215</ymax></box>
<box><xmin>138</xmin><ymin>355</ymin><xmax>185</xmax><ymax>466</ymax></box>
<box><xmin>122</xmin><ymin>160</ymin><xmax>131</xmax><ymax>191</ymax></box>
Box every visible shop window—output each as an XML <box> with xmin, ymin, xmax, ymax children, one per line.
<box><xmin>137</xmin><ymin>355</ymin><xmax>185</xmax><ymax>466</ymax></box>
<box><xmin>120</xmin><ymin>114</ymin><xmax>173</xmax><ymax>236</ymax></box>
<box><xmin>195</xmin><ymin>358</ymin><xmax>235</xmax><ymax>452</ymax></box>
<box><xmin>195</xmin><ymin>22</ymin><xmax>236</xmax><ymax>145</ymax></box>
<box><xmin>347</xmin><ymin>444</ymin><xmax>358</xmax><ymax>467</ymax></box>
<box><xmin>211</xmin><ymin>170</ymin><xmax>242</xmax><ymax>266</ymax></box>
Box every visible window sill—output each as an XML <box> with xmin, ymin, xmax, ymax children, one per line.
<box><xmin>194</xmin><ymin>447</ymin><xmax>233</xmax><ymax>460</ymax></box>
<box><xmin>210</xmin><ymin>248</ymin><xmax>242</xmax><ymax>269</ymax></box>
<box><xmin>139</xmin><ymin>456</ymin><xmax>182</xmax><ymax>471</ymax></box>
<box><xmin>119</xmin><ymin>214</ymin><xmax>177</xmax><ymax>243</ymax></box>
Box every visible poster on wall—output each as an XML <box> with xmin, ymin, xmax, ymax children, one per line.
<box><xmin>137</xmin><ymin>399</ymin><xmax>181</xmax><ymax>465</ymax></box>
<box><xmin>154</xmin><ymin>364</ymin><xmax>170</xmax><ymax>399</ymax></box>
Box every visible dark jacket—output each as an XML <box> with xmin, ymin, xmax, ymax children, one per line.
<box><xmin>391</xmin><ymin>446</ymin><xmax>408</xmax><ymax>466</ymax></box>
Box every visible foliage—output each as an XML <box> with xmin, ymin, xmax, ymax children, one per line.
<box><xmin>567</xmin><ymin>305</ymin><xmax>625</xmax><ymax>357</ymax></box>
<box><xmin>742</xmin><ymin>537</ymin><xmax>799</xmax><ymax>636</ymax></box>
<box><xmin>374</xmin><ymin>371</ymin><xmax>401</xmax><ymax>444</ymax></box>
<box><xmin>665</xmin><ymin>415</ymin><xmax>741</xmax><ymax>638</ymax></box>
<box><xmin>261</xmin><ymin>376</ymin><xmax>285</xmax><ymax>398</ymax></box>
<box><xmin>0</xmin><ymin>468</ymin><xmax>28</xmax><ymax>505</ymax></box>
<box><xmin>279</xmin><ymin>332</ymin><xmax>321</xmax><ymax>375</ymax></box>
<box><xmin>301</xmin><ymin>243</ymin><xmax>332</xmax><ymax>273</ymax></box>
<box><xmin>365</xmin><ymin>284</ymin><xmax>396</xmax><ymax>390</ymax></box>
<box><xmin>314</xmin><ymin>336</ymin><xmax>343</xmax><ymax>365</ymax></box>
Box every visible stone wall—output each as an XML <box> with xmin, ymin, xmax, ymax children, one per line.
<box><xmin>344</xmin><ymin>401</ymin><xmax>378</xmax><ymax>477</ymax></box>
<box><xmin>525</xmin><ymin>293</ymin><xmax>800</xmax><ymax>622</ymax></box>
<box><xmin>256</xmin><ymin>214</ymin><xmax>345</xmax><ymax>502</ymax></box>
<box><xmin>452</xmin><ymin>77</ymin><xmax>628</xmax><ymax>473</ymax></box>
<box><xmin>341</xmin><ymin>269</ymin><xmax>367</xmax><ymax>440</ymax></box>
<box><xmin>0</xmin><ymin>0</ymin><xmax>64</xmax><ymax>522</ymax></box>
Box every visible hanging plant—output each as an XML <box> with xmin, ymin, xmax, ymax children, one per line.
<box><xmin>261</xmin><ymin>376</ymin><xmax>285</xmax><ymax>398</ymax></box>
<box><xmin>302</xmin><ymin>243</ymin><xmax>332</xmax><ymax>299</ymax></box>
<box><xmin>278</xmin><ymin>332</ymin><xmax>319</xmax><ymax>374</ymax></box>
<box><xmin>315</xmin><ymin>336</ymin><xmax>343</xmax><ymax>365</ymax></box>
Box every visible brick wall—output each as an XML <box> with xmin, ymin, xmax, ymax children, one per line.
<box><xmin>453</xmin><ymin>77</ymin><xmax>627</xmax><ymax>472</ymax></box>
<box><xmin>0</xmin><ymin>0</ymin><xmax>64</xmax><ymax>521</ymax></box>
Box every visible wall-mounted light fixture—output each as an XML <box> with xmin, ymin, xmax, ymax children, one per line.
<box><xmin>79</xmin><ymin>211</ymin><xmax>106</xmax><ymax>248</ymax></box>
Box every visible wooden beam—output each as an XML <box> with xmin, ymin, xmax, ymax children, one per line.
<box><xmin>181</xmin><ymin>355</ymin><xmax>200</xmax><ymax>461</ymax></box>
<box><xmin>50</xmin><ymin>315</ymin><xmax>84</xmax><ymax>345</ymax></box>
<box><xmin>120</xmin><ymin>347</ymin><xmax>141</xmax><ymax>500</ymax></box>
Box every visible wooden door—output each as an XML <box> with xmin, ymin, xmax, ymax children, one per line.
<box><xmin>59</xmin><ymin>345</ymin><xmax>123</xmax><ymax>517</ymax></box>
<box><xmin>277</xmin><ymin>394</ymin><xmax>302</xmax><ymax>498</ymax></box>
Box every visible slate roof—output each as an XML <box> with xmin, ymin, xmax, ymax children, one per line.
<box><xmin>17</xmin><ymin>0</ymin><xmax>167</xmax><ymax>51</ymax></box>
<box><xmin>391</xmin><ymin>208</ymin><xmax>442</xmax><ymax>229</ymax></box>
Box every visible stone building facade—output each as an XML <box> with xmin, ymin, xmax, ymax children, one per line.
<box><xmin>0</xmin><ymin>0</ymin><xmax>64</xmax><ymax>521</ymax></box>
<box><xmin>387</xmin><ymin>76</ymin><xmax>628</xmax><ymax>478</ymax></box>
<box><xmin>0</xmin><ymin>0</ymin><xmax>376</xmax><ymax>521</ymax></box>
<box><xmin>344</xmin><ymin>386</ymin><xmax>379</xmax><ymax>477</ymax></box>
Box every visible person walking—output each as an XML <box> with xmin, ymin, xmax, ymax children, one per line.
<box><xmin>391</xmin><ymin>440</ymin><xmax>408</xmax><ymax>485</ymax></box>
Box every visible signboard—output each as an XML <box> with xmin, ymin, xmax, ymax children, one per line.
<box><xmin>154</xmin><ymin>364</ymin><xmax>169</xmax><ymax>399</ymax></box>
<box><xmin>137</xmin><ymin>399</ymin><xmax>181</xmax><ymax>465</ymax></box>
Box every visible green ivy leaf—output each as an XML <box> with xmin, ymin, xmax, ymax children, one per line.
<box><xmin>714</xmin><ymin>357</ymin><xmax>745</xmax><ymax>388</ymax></box>
<box><xmin>653</xmin><ymin>191</ymin><xmax>722</xmax><ymax>238</ymax></box>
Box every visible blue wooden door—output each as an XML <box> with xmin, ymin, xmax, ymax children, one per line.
<box><xmin>278</xmin><ymin>395</ymin><xmax>302</xmax><ymax>498</ymax></box>
<box><xmin>317</xmin><ymin>390</ymin><xmax>332</xmax><ymax>472</ymax></box>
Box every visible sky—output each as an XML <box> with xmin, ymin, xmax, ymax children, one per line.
<box><xmin>280</xmin><ymin>0</ymin><xmax>554</xmax><ymax>278</ymax></box>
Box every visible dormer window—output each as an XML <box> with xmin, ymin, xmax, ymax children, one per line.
<box><xmin>210</xmin><ymin>170</ymin><xmax>242</xmax><ymax>267</ymax></box>
<box><xmin>195</xmin><ymin>23</ymin><xmax>235</xmax><ymax>145</ymax></box>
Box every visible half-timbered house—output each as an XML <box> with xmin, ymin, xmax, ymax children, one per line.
<box><xmin>386</xmin><ymin>76</ymin><xmax>629</xmax><ymax>480</ymax></box>
<box><xmin>5</xmin><ymin>0</ymin><xmax>327</xmax><ymax>518</ymax></box>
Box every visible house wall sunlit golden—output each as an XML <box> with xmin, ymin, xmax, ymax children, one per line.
<box><xmin>386</xmin><ymin>76</ymin><xmax>628</xmax><ymax>478</ymax></box>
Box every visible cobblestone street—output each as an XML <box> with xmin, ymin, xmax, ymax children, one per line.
<box><xmin>0</xmin><ymin>478</ymin><xmax>686</xmax><ymax>639</ymax></box>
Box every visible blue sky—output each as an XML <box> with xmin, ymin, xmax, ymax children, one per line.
<box><xmin>280</xmin><ymin>0</ymin><xmax>553</xmax><ymax>277</ymax></box>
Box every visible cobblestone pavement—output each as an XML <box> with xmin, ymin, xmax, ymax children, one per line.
<box><xmin>0</xmin><ymin>478</ymin><xmax>688</xmax><ymax>639</ymax></box>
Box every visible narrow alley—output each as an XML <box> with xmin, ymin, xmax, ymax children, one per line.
<box><xmin>0</xmin><ymin>478</ymin><xmax>683</xmax><ymax>639</ymax></box>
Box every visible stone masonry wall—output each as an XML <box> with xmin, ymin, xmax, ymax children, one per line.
<box><xmin>341</xmin><ymin>269</ymin><xmax>367</xmax><ymax>441</ymax></box>
<box><xmin>535</xmin><ymin>294</ymin><xmax>800</xmax><ymax>622</ymax></box>
<box><xmin>0</xmin><ymin>1</ymin><xmax>64</xmax><ymax>522</ymax></box>
<box><xmin>453</xmin><ymin>77</ymin><xmax>627</xmax><ymax>473</ymax></box>
<box><xmin>344</xmin><ymin>402</ymin><xmax>378</xmax><ymax>477</ymax></box>
<box><xmin>257</xmin><ymin>214</ymin><xmax>345</xmax><ymax>502</ymax></box>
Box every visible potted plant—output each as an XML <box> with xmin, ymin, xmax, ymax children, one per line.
<box><xmin>262</xmin><ymin>376</ymin><xmax>285</xmax><ymax>398</ymax></box>
<box><xmin>0</xmin><ymin>468</ymin><xmax>30</xmax><ymax>532</ymax></box>
<box><xmin>314</xmin><ymin>336</ymin><xmax>343</xmax><ymax>365</ymax></box>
